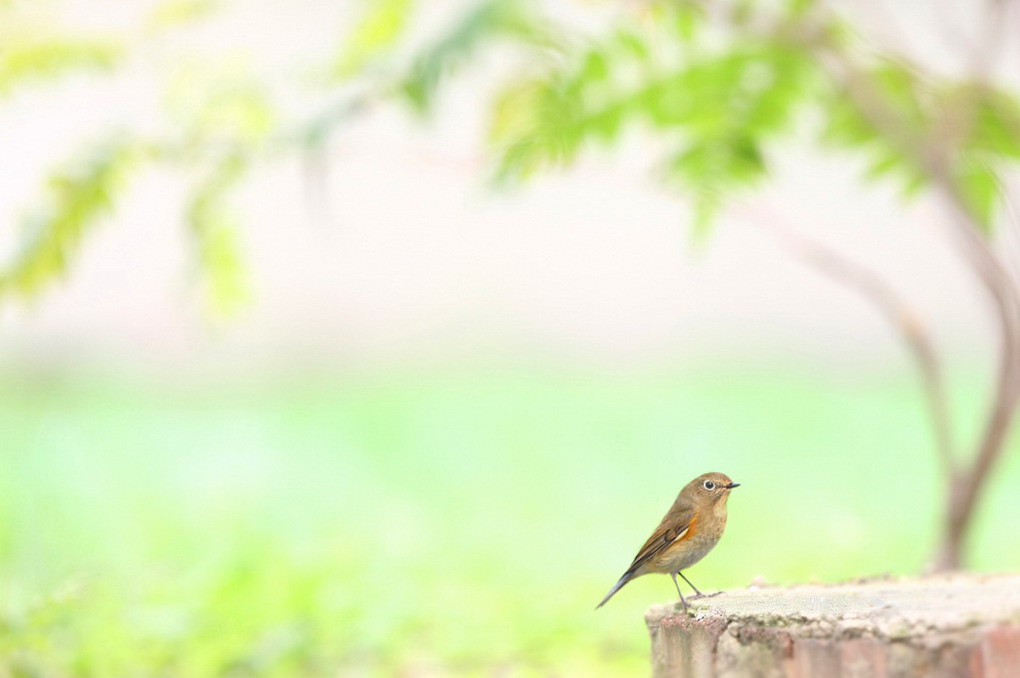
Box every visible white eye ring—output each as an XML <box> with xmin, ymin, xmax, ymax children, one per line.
<box><xmin>703</xmin><ymin>480</ymin><xmax>716</xmax><ymax>490</ymax></box>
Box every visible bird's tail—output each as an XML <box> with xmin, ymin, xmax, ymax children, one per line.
<box><xmin>595</xmin><ymin>572</ymin><xmax>634</xmax><ymax>609</ymax></box>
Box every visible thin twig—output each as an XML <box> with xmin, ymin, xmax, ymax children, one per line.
<box><xmin>750</xmin><ymin>206</ymin><xmax>957</xmax><ymax>478</ymax></box>
<box><xmin>982</xmin><ymin>170</ymin><xmax>1020</xmax><ymax>300</ymax></box>
<box><xmin>970</xmin><ymin>0</ymin><xmax>1008</xmax><ymax>81</ymax></box>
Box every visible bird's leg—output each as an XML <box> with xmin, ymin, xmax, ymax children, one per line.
<box><xmin>680</xmin><ymin>571</ymin><xmax>722</xmax><ymax>600</ymax></box>
<box><xmin>678</xmin><ymin>571</ymin><xmax>704</xmax><ymax>596</ymax></box>
<box><xmin>670</xmin><ymin>572</ymin><xmax>689</xmax><ymax>612</ymax></box>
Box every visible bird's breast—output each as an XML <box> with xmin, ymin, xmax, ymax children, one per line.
<box><xmin>651</xmin><ymin>531</ymin><xmax>718</xmax><ymax>573</ymax></box>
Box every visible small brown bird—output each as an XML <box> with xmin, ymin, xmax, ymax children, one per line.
<box><xmin>596</xmin><ymin>472</ymin><xmax>739</xmax><ymax>610</ymax></box>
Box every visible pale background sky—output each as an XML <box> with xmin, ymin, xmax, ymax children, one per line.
<box><xmin>0</xmin><ymin>0</ymin><xmax>1013</xmax><ymax>376</ymax></box>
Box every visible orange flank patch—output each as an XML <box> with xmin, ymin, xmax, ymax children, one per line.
<box><xmin>677</xmin><ymin>513</ymin><xmax>698</xmax><ymax>541</ymax></box>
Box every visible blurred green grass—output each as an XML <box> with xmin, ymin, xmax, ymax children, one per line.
<box><xmin>1</xmin><ymin>364</ymin><xmax>1018</xmax><ymax>676</ymax></box>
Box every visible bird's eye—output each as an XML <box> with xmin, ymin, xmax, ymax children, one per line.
<box><xmin>703</xmin><ymin>480</ymin><xmax>716</xmax><ymax>490</ymax></box>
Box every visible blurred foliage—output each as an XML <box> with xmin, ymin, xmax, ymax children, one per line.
<box><xmin>146</xmin><ymin>0</ymin><xmax>221</xmax><ymax>31</ymax></box>
<box><xmin>185</xmin><ymin>152</ymin><xmax>251</xmax><ymax>318</ymax></box>
<box><xmin>332</xmin><ymin>0</ymin><xmax>416</xmax><ymax>80</ymax></box>
<box><xmin>483</xmin><ymin>2</ymin><xmax>1018</xmax><ymax>237</ymax></box>
<box><xmin>161</xmin><ymin>59</ymin><xmax>276</xmax><ymax>317</ymax></box>
<box><xmin>4</xmin><ymin>0</ymin><xmax>1020</xmax><ymax>308</ymax></box>
<box><xmin>331</xmin><ymin>0</ymin><xmax>1020</xmax><ymax>240</ymax></box>
<box><xmin>0</xmin><ymin>33</ymin><xmax>121</xmax><ymax>97</ymax></box>
<box><xmin>0</xmin><ymin>0</ymin><xmax>260</xmax><ymax>315</ymax></box>
<box><xmin>397</xmin><ymin>0</ymin><xmax>556</xmax><ymax>113</ymax></box>
<box><xmin>0</xmin><ymin>137</ymin><xmax>141</xmax><ymax>299</ymax></box>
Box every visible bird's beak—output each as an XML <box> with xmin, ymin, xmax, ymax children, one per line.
<box><xmin>725</xmin><ymin>482</ymin><xmax>740</xmax><ymax>489</ymax></box>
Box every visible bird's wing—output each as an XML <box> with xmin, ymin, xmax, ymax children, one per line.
<box><xmin>624</xmin><ymin>503</ymin><xmax>698</xmax><ymax>576</ymax></box>
<box><xmin>596</xmin><ymin>498</ymin><xmax>698</xmax><ymax>608</ymax></box>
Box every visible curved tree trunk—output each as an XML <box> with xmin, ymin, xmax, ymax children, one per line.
<box><xmin>928</xmin><ymin>184</ymin><xmax>1020</xmax><ymax>571</ymax></box>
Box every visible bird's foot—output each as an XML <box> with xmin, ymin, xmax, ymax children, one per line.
<box><xmin>688</xmin><ymin>590</ymin><xmax>723</xmax><ymax>602</ymax></box>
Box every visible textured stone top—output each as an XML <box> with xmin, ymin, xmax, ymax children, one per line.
<box><xmin>645</xmin><ymin>573</ymin><xmax>1020</xmax><ymax>642</ymax></box>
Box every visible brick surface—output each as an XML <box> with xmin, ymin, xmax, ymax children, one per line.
<box><xmin>645</xmin><ymin>574</ymin><xmax>1020</xmax><ymax>678</ymax></box>
<box><xmin>975</xmin><ymin>626</ymin><xmax>1020</xmax><ymax>678</ymax></box>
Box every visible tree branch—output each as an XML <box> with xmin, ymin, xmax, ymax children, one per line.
<box><xmin>815</xmin><ymin>34</ymin><xmax>1020</xmax><ymax>568</ymax></box>
<box><xmin>995</xmin><ymin>176</ymin><xmax>1020</xmax><ymax>292</ymax></box>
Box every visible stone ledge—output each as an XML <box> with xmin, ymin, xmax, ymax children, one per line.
<box><xmin>645</xmin><ymin>573</ymin><xmax>1020</xmax><ymax>678</ymax></box>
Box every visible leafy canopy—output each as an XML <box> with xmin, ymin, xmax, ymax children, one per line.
<box><xmin>3</xmin><ymin>0</ymin><xmax>1020</xmax><ymax>309</ymax></box>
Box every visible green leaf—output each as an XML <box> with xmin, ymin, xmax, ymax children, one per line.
<box><xmin>863</xmin><ymin>151</ymin><xmax>903</xmax><ymax>181</ymax></box>
<box><xmin>967</xmin><ymin>90</ymin><xmax>1020</xmax><ymax>160</ymax></box>
<box><xmin>821</xmin><ymin>95</ymin><xmax>880</xmax><ymax>148</ymax></box>
<box><xmin>402</xmin><ymin>0</ymin><xmax>553</xmax><ymax>113</ymax></box>
<box><xmin>871</xmin><ymin>62</ymin><xmax>929</xmax><ymax>132</ymax></box>
<box><xmin>788</xmin><ymin>0</ymin><xmax>818</xmax><ymax>16</ymax></box>
<box><xmin>640</xmin><ymin>46</ymin><xmax>814</xmax><ymax>136</ymax></box>
<box><xmin>691</xmin><ymin>193</ymin><xmax>722</xmax><ymax>243</ymax></box>
<box><xmin>0</xmin><ymin>36</ymin><xmax>121</xmax><ymax>97</ymax></box>
<box><xmin>668</xmin><ymin>136</ymin><xmax>766</xmax><ymax>187</ymax></box>
<box><xmin>610</xmin><ymin>28</ymin><xmax>651</xmax><ymax>61</ymax></box>
<box><xmin>743</xmin><ymin>46</ymin><xmax>818</xmax><ymax>133</ymax></box>
<box><xmin>578</xmin><ymin>49</ymin><xmax>609</xmax><ymax>85</ymax></box>
<box><xmin>490</xmin><ymin>30</ymin><xmax>815</xmax><ymax>199</ymax></box>
<box><xmin>489</xmin><ymin>79</ymin><xmax>539</xmax><ymax>146</ymax></box>
<box><xmin>334</xmin><ymin>0</ymin><xmax>416</xmax><ymax>79</ymax></box>
<box><xmin>665</xmin><ymin>136</ymin><xmax>767</xmax><ymax>239</ymax></box>
<box><xmin>186</xmin><ymin>155</ymin><xmax>252</xmax><ymax>318</ymax></box>
<box><xmin>0</xmin><ymin>137</ymin><xmax>141</xmax><ymax>301</ymax></box>
<box><xmin>147</xmin><ymin>0</ymin><xmax>220</xmax><ymax>30</ymax></box>
<box><xmin>859</xmin><ymin>148</ymin><xmax>927</xmax><ymax>198</ymax></box>
<box><xmin>490</xmin><ymin>55</ymin><xmax>647</xmax><ymax>183</ymax></box>
<box><xmin>490</xmin><ymin>78</ymin><xmax>579</xmax><ymax>183</ymax></box>
<box><xmin>165</xmin><ymin>61</ymin><xmax>277</xmax><ymax>149</ymax></box>
<box><xmin>955</xmin><ymin>160</ymin><xmax>1000</xmax><ymax>232</ymax></box>
<box><xmin>672</xmin><ymin>3</ymin><xmax>703</xmax><ymax>44</ymax></box>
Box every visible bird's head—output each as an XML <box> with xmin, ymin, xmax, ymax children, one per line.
<box><xmin>685</xmin><ymin>472</ymin><xmax>739</xmax><ymax>506</ymax></box>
